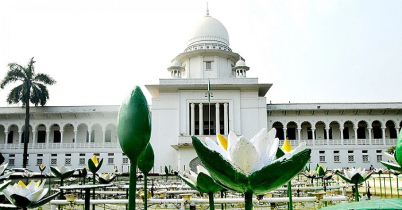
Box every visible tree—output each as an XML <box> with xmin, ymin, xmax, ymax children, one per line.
<box><xmin>1</xmin><ymin>57</ymin><xmax>56</xmax><ymax>168</ymax></box>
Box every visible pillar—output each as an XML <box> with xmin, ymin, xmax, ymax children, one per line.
<box><xmin>340</xmin><ymin>127</ymin><xmax>344</xmax><ymax>145</ymax></box>
<box><xmin>18</xmin><ymin>131</ymin><xmax>23</xmax><ymax>148</ymax></box>
<box><xmin>215</xmin><ymin>103</ymin><xmax>220</xmax><ymax>134</ymax></box>
<box><xmin>191</xmin><ymin>103</ymin><xmax>195</xmax><ymax>136</ymax></box>
<box><xmin>297</xmin><ymin>128</ymin><xmax>301</xmax><ymax>144</ymax></box>
<box><xmin>60</xmin><ymin>129</ymin><xmax>64</xmax><ymax>145</ymax></box>
<box><xmin>88</xmin><ymin>130</ymin><xmax>92</xmax><ymax>148</ymax></box>
<box><xmin>224</xmin><ymin>103</ymin><xmax>228</xmax><ymax>135</ymax></box>
<box><xmin>382</xmin><ymin>127</ymin><xmax>386</xmax><ymax>145</ymax></box>
<box><xmin>283</xmin><ymin>128</ymin><xmax>287</xmax><ymax>139</ymax></box>
<box><xmin>32</xmin><ymin>129</ymin><xmax>36</xmax><ymax>148</ymax></box>
<box><xmin>311</xmin><ymin>128</ymin><xmax>316</xmax><ymax>145</ymax></box>
<box><xmin>4</xmin><ymin>131</ymin><xmax>8</xmax><ymax>145</ymax></box>
<box><xmin>74</xmin><ymin>129</ymin><xmax>78</xmax><ymax>148</ymax></box>
<box><xmin>46</xmin><ymin>129</ymin><xmax>50</xmax><ymax>149</ymax></box>
<box><xmin>102</xmin><ymin>129</ymin><xmax>106</xmax><ymax>145</ymax></box>
<box><xmin>367</xmin><ymin>127</ymin><xmax>372</xmax><ymax>145</ymax></box>
<box><xmin>199</xmin><ymin>103</ymin><xmax>203</xmax><ymax>135</ymax></box>
<box><xmin>354</xmin><ymin>127</ymin><xmax>358</xmax><ymax>145</ymax></box>
<box><xmin>325</xmin><ymin>127</ymin><xmax>330</xmax><ymax>145</ymax></box>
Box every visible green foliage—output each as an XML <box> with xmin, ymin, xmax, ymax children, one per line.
<box><xmin>387</xmin><ymin>146</ymin><xmax>396</xmax><ymax>155</ymax></box>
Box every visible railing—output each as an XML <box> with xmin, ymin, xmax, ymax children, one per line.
<box><xmin>0</xmin><ymin>138</ymin><xmax>396</xmax><ymax>150</ymax></box>
<box><xmin>0</xmin><ymin>142</ymin><xmax>121</xmax><ymax>150</ymax></box>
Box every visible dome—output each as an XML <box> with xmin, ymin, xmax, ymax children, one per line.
<box><xmin>235</xmin><ymin>59</ymin><xmax>247</xmax><ymax>67</ymax></box>
<box><xmin>171</xmin><ymin>60</ymin><xmax>181</xmax><ymax>67</ymax></box>
<box><xmin>186</xmin><ymin>15</ymin><xmax>230</xmax><ymax>51</ymax></box>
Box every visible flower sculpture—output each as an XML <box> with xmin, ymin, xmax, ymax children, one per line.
<box><xmin>381</xmin><ymin>130</ymin><xmax>402</xmax><ymax>172</ymax></box>
<box><xmin>192</xmin><ymin>128</ymin><xmax>311</xmax><ymax>210</ymax></box>
<box><xmin>0</xmin><ymin>162</ymin><xmax>14</xmax><ymax>181</ymax></box>
<box><xmin>117</xmin><ymin>86</ymin><xmax>151</xmax><ymax>210</ymax></box>
<box><xmin>336</xmin><ymin>168</ymin><xmax>372</xmax><ymax>201</ymax></box>
<box><xmin>50</xmin><ymin>165</ymin><xmax>75</xmax><ymax>199</ymax></box>
<box><xmin>98</xmin><ymin>173</ymin><xmax>117</xmax><ymax>184</ymax></box>
<box><xmin>38</xmin><ymin>164</ymin><xmax>46</xmax><ymax>182</ymax></box>
<box><xmin>79</xmin><ymin>167</ymin><xmax>88</xmax><ymax>185</ymax></box>
<box><xmin>3</xmin><ymin>180</ymin><xmax>59</xmax><ymax>210</ymax></box>
<box><xmin>179</xmin><ymin>165</ymin><xmax>223</xmax><ymax>210</ymax></box>
<box><xmin>302</xmin><ymin>165</ymin><xmax>317</xmax><ymax>186</ymax></box>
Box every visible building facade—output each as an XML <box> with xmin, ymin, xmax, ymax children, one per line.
<box><xmin>1</xmin><ymin>12</ymin><xmax>401</xmax><ymax>173</ymax></box>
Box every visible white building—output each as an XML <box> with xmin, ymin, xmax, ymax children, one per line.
<box><xmin>1</xmin><ymin>12</ymin><xmax>401</xmax><ymax>173</ymax></box>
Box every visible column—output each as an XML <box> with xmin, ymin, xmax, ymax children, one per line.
<box><xmin>297</xmin><ymin>128</ymin><xmax>301</xmax><ymax>144</ymax></box>
<box><xmin>215</xmin><ymin>103</ymin><xmax>220</xmax><ymax>134</ymax></box>
<box><xmin>223</xmin><ymin>103</ymin><xmax>228</xmax><ymax>135</ymax></box>
<box><xmin>325</xmin><ymin>128</ymin><xmax>330</xmax><ymax>145</ymax></box>
<box><xmin>396</xmin><ymin>127</ymin><xmax>400</xmax><ymax>139</ymax></box>
<box><xmin>32</xmin><ymin>129</ymin><xmax>36</xmax><ymax>148</ymax></box>
<box><xmin>102</xmin><ymin>129</ymin><xmax>106</xmax><ymax>146</ymax></box>
<box><xmin>311</xmin><ymin>128</ymin><xmax>316</xmax><ymax>146</ymax></box>
<box><xmin>88</xmin><ymin>130</ymin><xmax>92</xmax><ymax>148</ymax></box>
<box><xmin>382</xmin><ymin>127</ymin><xmax>386</xmax><ymax>145</ymax></box>
<box><xmin>46</xmin><ymin>129</ymin><xmax>50</xmax><ymax>149</ymax></box>
<box><xmin>340</xmin><ymin>127</ymin><xmax>344</xmax><ymax>145</ymax></box>
<box><xmin>367</xmin><ymin>127</ymin><xmax>372</xmax><ymax>145</ymax></box>
<box><xmin>60</xmin><ymin>129</ymin><xmax>64</xmax><ymax>145</ymax></box>
<box><xmin>74</xmin><ymin>129</ymin><xmax>78</xmax><ymax>148</ymax></box>
<box><xmin>199</xmin><ymin>103</ymin><xmax>203</xmax><ymax>135</ymax></box>
<box><xmin>18</xmin><ymin>131</ymin><xmax>23</xmax><ymax>148</ymax></box>
<box><xmin>4</xmin><ymin>131</ymin><xmax>8</xmax><ymax>145</ymax></box>
<box><xmin>283</xmin><ymin>128</ymin><xmax>287</xmax><ymax>139</ymax></box>
<box><xmin>354</xmin><ymin>127</ymin><xmax>358</xmax><ymax>145</ymax></box>
<box><xmin>191</xmin><ymin>103</ymin><xmax>195</xmax><ymax>136</ymax></box>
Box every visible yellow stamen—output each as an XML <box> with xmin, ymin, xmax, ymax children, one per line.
<box><xmin>17</xmin><ymin>181</ymin><xmax>26</xmax><ymax>188</ymax></box>
<box><xmin>217</xmin><ymin>134</ymin><xmax>228</xmax><ymax>151</ymax></box>
<box><xmin>35</xmin><ymin>181</ymin><xmax>41</xmax><ymax>187</ymax></box>
<box><xmin>40</xmin><ymin>164</ymin><xmax>44</xmax><ymax>169</ymax></box>
<box><xmin>282</xmin><ymin>139</ymin><xmax>292</xmax><ymax>152</ymax></box>
<box><xmin>92</xmin><ymin>155</ymin><xmax>98</xmax><ymax>165</ymax></box>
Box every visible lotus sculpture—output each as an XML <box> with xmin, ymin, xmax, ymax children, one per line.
<box><xmin>336</xmin><ymin>168</ymin><xmax>372</xmax><ymax>201</ymax></box>
<box><xmin>3</xmin><ymin>180</ymin><xmax>59</xmax><ymax>210</ymax></box>
<box><xmin>382</xmin><ymin>130</ymin><xmax>402</xmax><ymax>172</ymax></box>
<box><xmin>98</xmin><ymin>172</ymin><xmax>116</xmax><ymax>184</ymax></box>
<box><xmin>179</xmin><ymin>165</ymin><xmax>223</xmax><ymax>210</ymax></box>
<box><xmin>192</xmin><ymin>128</ymin><xmax>311</xmax><ymax>210</ymax></box>
<box><xmin>0</xmin><ymin>162</ymin><xmax>14</xmax><ymax>181</ymax></box>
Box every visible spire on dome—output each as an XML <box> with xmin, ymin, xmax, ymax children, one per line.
<box><xmin>206</xmin><ymin>2</ymin><xmax>209</xmax><ymax>16</ymax></box>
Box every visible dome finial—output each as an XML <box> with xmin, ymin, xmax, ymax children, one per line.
<box><xmin>206</xmin><ymin>2</ymin><xmax>209</xmax><ymax>16</ymax></box>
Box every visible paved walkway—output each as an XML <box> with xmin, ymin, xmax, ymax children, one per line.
<box><xmin>321</xmin><ymin>198</ymin><xmax>402</xmax><ymax>210</ymax></box>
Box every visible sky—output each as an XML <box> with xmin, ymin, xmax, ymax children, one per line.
<box><xmin>1</xmin><ymin>0</ymin><xmax>401</xmax><ymax>107</ymax></box>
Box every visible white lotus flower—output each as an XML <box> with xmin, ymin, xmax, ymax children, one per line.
<box><xmin>3</xmin><ymin>180</ymin><xmax>48</xmax><ymax>203</ymax></box>
<box><xmin>0</xmin><ymin>162</ymin><xmax>14</xmax><ymax>180</ymax></box>
<box><xmin>338</xmin><ymin>168</ymin><xmax>372</xmax><ymax>184</ymax></box>
<box><xmin>98</xmin><ymin>172</ymin><xmax>116</xmax><ymax>184</ymax></box>
<box><xmin>204</xmin><ymin>128</ymin><xmax>306</xmax><ymax>176</ymax></box>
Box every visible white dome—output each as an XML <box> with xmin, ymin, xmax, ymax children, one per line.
<box><xmin>235</xmin><ymin>60</ymin><xmax>246</xmax><ymax>67</ymax></box>
<box><xmin>186</xmin><ymin>15</ymin><xmax>230</xmax><ymax>49</ymax></box>
<box><xmin>171</xmin><ymin>60</ymin><xmax>181</xmax><ymax>67</ymax></box>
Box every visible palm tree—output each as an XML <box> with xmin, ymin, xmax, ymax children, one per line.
<box><xmin>1</xmin><ymin>57</ymin><xmax>56</xmax><ymax>168</ymax></box>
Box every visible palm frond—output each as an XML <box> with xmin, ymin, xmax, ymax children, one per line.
<box><xmin>34</xmin><ymin>73</ymin><xmax>56</xmax><ymax>85</ymax></box>
<box><xmin>0</xmin><ymin>69</ymin><xmax>26</xmax><ymax>89</ymax></box>
<box><xmin>7</xmin><ymin>85</ymin><xmax>24</xmax><ymax>105</ymax></box>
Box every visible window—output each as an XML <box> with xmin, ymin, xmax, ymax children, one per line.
<box><xmin>51</xmin><ymin>158</ymin><xmax>57</xmax><ymax>165</ymax></box>
<box><xmin>334</xmin><ymin>155</ymin><xmax>340</xmax><ymax>162</ymax></box>
<box><xmin>65</xmin><ymin>154</ymin><xmax>71</xmax><ymax>157</ymax></box>
<box><xmin>319</xmin><ymin>156</ymin><xmax>326</xmax><ymax>162</ymax></box>
<box><xmin>376</xmin><ymin>150</ymin><xmax>382</xmax><ymax>153</ymax></box>
<box><xmin>9</xmin><ymin>154</ymin><xmax>15</xmax><ymax>157</ymax></box>
<box><xmin>362</xmin><ymin>150</ymin><xmax>368</xmax><ymax>153</ymax></box>
<box><xmin>343</xmin><ymin>127</ymin><xmax>350</xmax><ymax>139</ymax></box>
<box><xmin>9</xmin><ymin>159</ymin><xmax>14</xmax><ymax>166</ymax></box>
<box><xmin>80</xmin><ymin>153</ymin><xmax>85</xmax><ymax>156</ymax></box>
<box><xmin>7</xmin><ymin>131</ymin><xmax>13</xmax><ymax>143</ymax></box>
<box><xmin>362</xmin><ymin>155</ymin><xmax>369</xmax><ymax>162</ymax></box>
<box><xmin>105</xmin><ymin>130</ymin><xmax>112</xmax><ymax>142</ymax></box>
<box><xmin>348</xmin><ymin>150</ymin><xmax>354</xmax><ymax>154</ymax></box>
<box><xmin>79</xmin><ymin>158</ymin><xmax>85</xmax><ymax>165</ymax></box>
<box><xmin>37</xmin><ymin>154</ymin><xmax>43</xmax><ymax>157</ymax></box>
<box><xmin>65</xmin><ymin>158</ymin><xmax>71</xmax><ymax>165</ymax></box>
<box><xmin>108</xmin><ymin>153</ymin><xmax>114</xmax><ymax>156</ymax></box>
<box><xmin>108</xmin><ymin>158</ymin><xmax>114</xmax><ymax>164</ymax></box>
<box><xmin>54</xmin><ymin>130</ymin><xmax>61</xmax><ymax>143</ymax></box>
<box><xmin>348</xmin><ymin>155</ymin><xmax>354</xmax><ymax>162</ymax></box>
<box><xmin>123</xmin><ymin>158</ymin><xmax>129</xmax><ymax>164</ymax></box>
<box><xmin>37</xmin><ymin>131</ymin><xmax>46</xmax><ymax>143</ymax></box>
<box><xmin>205</xmin><ymin>61</ymin><xmax>212</xmax><ymax>70</ymax></box>
<box><xmin>37</xmin><ymin>159</ymin><xmax>43</xmax><ymax>165</ymax></box>
<box><xmin>190</xmin><ymin>103</ymin><xmax>229</xmax><ymax>135</ymax></box>
<box><xmin>377</xmin><ymin>155</ymin><xmax>382</xmax><ymax>162</ymax></box>
<box><xmin>51</xmin><ymin>154</ymin><xmax>57</xmax><ymax>157</ymax></box>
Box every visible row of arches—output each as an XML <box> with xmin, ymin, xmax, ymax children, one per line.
<box><xmin>0</xmin><ymin>123</ymin><xmax>118</xmax><ymax>145</ymax></box>
<box><xmin>271</xmin><ymin>119</ymin><xmax>401</xmax><ymax>141</ymax></box>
